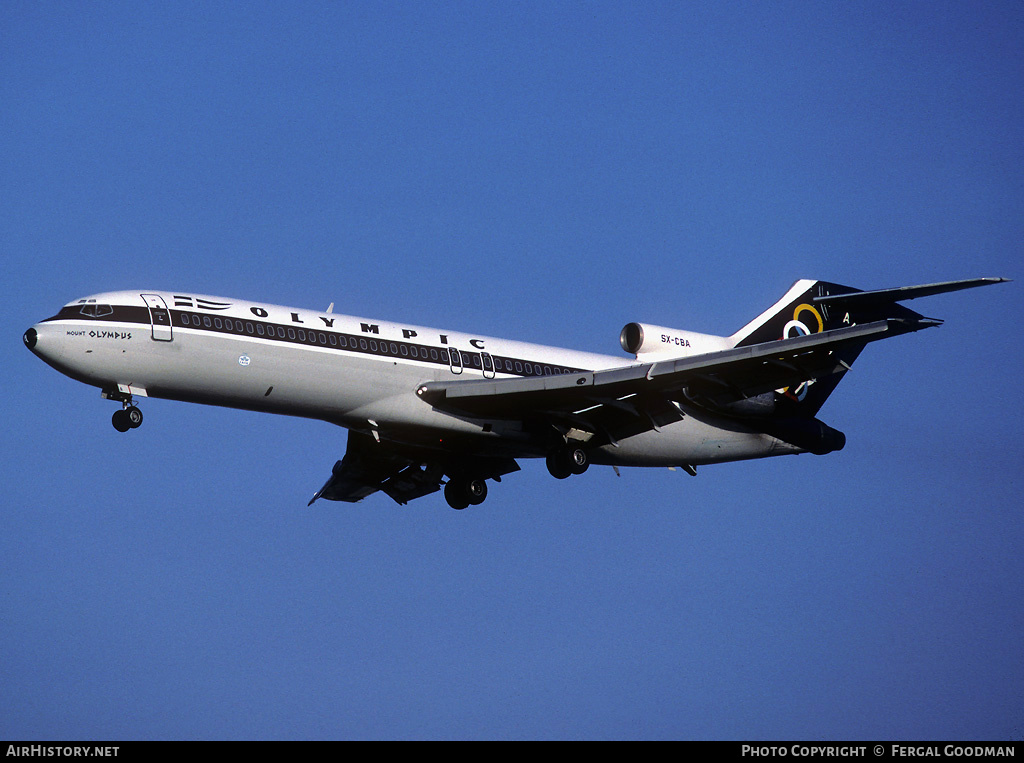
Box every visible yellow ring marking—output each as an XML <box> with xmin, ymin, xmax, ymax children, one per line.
<box><xmin>793</xmin><ymin>304</ymin><xmax>824</xmax><ymax>333</ymax></box>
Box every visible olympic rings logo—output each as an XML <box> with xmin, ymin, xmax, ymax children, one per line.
<box><xmin>781</xmin><ymin>304</ymin><xmax>824</xmax><ymax>401</ymax></box>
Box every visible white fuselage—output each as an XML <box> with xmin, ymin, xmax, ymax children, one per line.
<box><xmin>26</xmin><ymin>290</ymin><xmax>796</xmax><ymax>467</ymax></box>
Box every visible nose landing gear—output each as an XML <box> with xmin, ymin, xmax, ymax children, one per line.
<box><xmin>104</xmin><ymin>389</ymin><xmax>144</xmax><ymax>432</ymax></box>
<box><xmin>112</xmin><ymin>405</ymin><xmax>144</xmax><ymax>432</ymax></box>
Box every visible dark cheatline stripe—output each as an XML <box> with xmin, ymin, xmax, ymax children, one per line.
<box><xmin>43</xmin><ymin>303</ymin><xmax>588</xmax><ymax>380</ymax></box>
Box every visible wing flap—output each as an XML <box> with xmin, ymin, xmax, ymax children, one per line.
<box><xmin>309</xmin><ymin>431</ymin><xmax>442</xmax><ymax>505</ymax></box>
<box><xmin>309</xmin><ymin>431</ymin><xmax>521</xmax><ymax>506</ymax></box>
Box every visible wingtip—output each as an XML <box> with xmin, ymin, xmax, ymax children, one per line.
<box><xmin>974</xmin><ymin>276</ymin><xmax>1012</xmax><ymax>287</ymax></box>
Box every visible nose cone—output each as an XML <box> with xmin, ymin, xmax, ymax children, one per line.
<box><xmin>25</xmin><ymin>320</ymin><xmax>98</xmax><ymax>386</ymax></box>
<box><xmin>24</xmin><ymin>322</ymin><xmax>62</xmax><ymax>369</ymax></box>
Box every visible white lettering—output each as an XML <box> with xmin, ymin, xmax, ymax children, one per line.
<box><xmin>5</xmin><ymin>745</ymin><xmax>119</xmax><ymax>757</ymax></box>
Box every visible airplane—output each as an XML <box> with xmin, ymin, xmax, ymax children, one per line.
<box><xmin>23</xmin><ymin>277</ymin><xmax>1008</xmax><ymax>510</ymax></box>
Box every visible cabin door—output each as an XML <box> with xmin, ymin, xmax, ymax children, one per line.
<box><xmin>141</xmin><ymin>294</ymin><xmax>173</xmax><ymax>341</ymax></box>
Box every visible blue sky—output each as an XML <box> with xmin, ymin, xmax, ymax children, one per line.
<box><xmin>2</xmin><ymin>1</ymin><xmax>1022</xmax><ymax>741</ymax></box>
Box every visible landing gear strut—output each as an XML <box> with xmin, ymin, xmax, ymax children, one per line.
<box><xmin>546</xmin><ymin>443</ymin><xmax>589</xmax><ymax>480</ymax></box>
<box><xmin>105</xmin><ymin>390</ymin><xmax>143</xmax><ymax>432</ymax></box>
<box><xmin>444</xmin><ymin>476</ymin><xmax>488</xmax><ymax>510</ymax></box>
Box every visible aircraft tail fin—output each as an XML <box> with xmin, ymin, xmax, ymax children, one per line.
<box><xmin>728</xmin><ymin>277</ymin><xmax>1008</xmax><ymax>416</ymax></box>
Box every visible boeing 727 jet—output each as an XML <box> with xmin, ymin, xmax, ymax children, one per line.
<box><xmin>24</xmin><ymin>277</ymin><xmax>1007</xmax><ymax>509</ymax></box>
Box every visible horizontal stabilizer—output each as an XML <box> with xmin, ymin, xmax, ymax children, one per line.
<box><xmin>814</xmin><ymin>278</ymin><xmax>1009</xmax><ymax>306</ymax></box>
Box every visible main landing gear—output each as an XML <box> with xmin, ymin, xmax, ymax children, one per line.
<box><xmin>442</xmin><ymin>442</ymin><xmax>591</xmax><ymax>510</ymax></box>
<box><xmin>104</xmin><ymin>390</ymin><xmax>143</xmax><ymax>432</ymax></box>
<box><xmin>444</xmin><ymin>476</ymin><xmax>488</xmax><ymax>510</ymax></box>
<box><xmin>545</xmin><ymin>442</ymin><xmax>589</xmax><ymax>480</ymax></box>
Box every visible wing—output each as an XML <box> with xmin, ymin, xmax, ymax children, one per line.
<box><xmin>415</xmin><ymin>319</ymin><xmax>914</xmax><ymax>443</ymax></box>
<box><xmin>309</xmin><ymin>431</ymin><xmax>520</xmax><ymax>506</ymax></box>
<box><xmin>309</xmin><ymin>431</ymin><xmax>442</xmax><ymax>505</ymax></box>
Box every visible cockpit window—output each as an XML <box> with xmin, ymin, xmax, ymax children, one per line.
<box><xmin>79</xmin><ymin>303</ymin><xmax>113</xmax><ymax>317</ymax></box>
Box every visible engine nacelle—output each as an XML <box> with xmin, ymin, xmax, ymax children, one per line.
<box><xmin>620</xmin><ymin>322</ymin><xmax>732</xmax><ymax>358</ymax></box>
